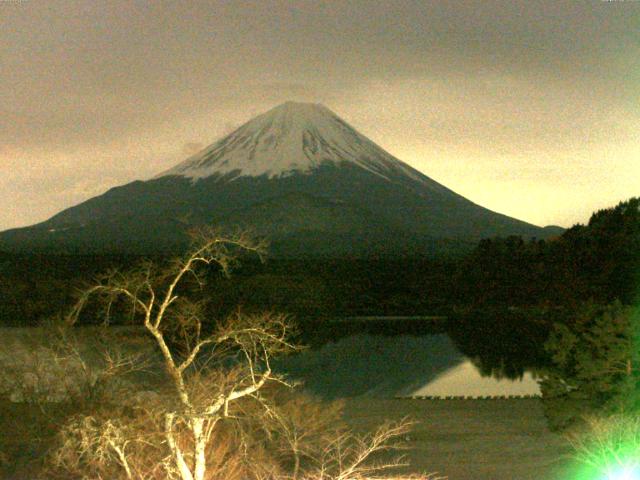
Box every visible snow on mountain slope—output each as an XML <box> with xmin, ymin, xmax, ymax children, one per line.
<box><xmin>158</xmin><ymin>101</ymin><xmax>436</xmax><ymax>187</ymax></box>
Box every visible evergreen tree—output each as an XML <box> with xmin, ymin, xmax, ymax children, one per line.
<box><xmin>540</xmin><ymin>301</ymin><xmax>640</xmax><ymax>430</ymax></box>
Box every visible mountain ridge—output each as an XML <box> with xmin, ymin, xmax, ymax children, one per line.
<box><xmin>0</xmin><ymin>102</ymin><xmax>562</xmax><ymax>256</ymax></box>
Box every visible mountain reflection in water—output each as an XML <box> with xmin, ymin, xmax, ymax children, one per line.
<box><xmin>275</xmin><ymin>314</ymin><xmax>548</xmax><ymax>399</ymax></box>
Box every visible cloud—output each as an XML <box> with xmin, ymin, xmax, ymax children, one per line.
<box><xmin>182</xmin><ymin>142</ymin><xmax>205</xmax><ymax>156</ymax></box>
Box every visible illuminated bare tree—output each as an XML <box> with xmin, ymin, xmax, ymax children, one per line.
<box><xmin>50</xmin><ymin>228</ymin><xmax>442</xmax><ymax>480</ymax></box>
<box><xmin>64</xmin><ymin>229</ymin><xmax>299</xmax><ymax>480</ymax></box>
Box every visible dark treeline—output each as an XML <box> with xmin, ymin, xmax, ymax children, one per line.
<box><xmin>0</xmin><ymin>252</ymin><xmax>458</xmax><ymax>326</ymax></box>
<box><xmin>457</xmin><ymin>197</ymin><xmax>640</xmax><ymax>308</ymax></box>
<box><xmin>1</xmin><ymin>197</ymin><xmax>638</xmax><ymax>339</ymax></box>
<box><xmin>0</xmin><ymin>252</ymin><xmax>154</xmax><ymax>327</ymax></box>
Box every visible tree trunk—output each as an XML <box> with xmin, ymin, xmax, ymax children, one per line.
<box><xmin>165</xmin><ymin>413</ymin><xmax>195</xmax><ymax>480</ymax></box>
<box><xmin>192</xmin><ymin>417</ymin><xmax>207</xmax><ymax>480</ymax></box>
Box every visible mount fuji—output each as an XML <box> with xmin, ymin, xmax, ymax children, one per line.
<box><xmin>0</xmin><ymin>102</ymin><xmax>561</xmax><ymax>256</ymax></box>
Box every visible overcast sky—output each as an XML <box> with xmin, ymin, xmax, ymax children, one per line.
<box><xmin>2</xmin><ymin>0</ymin><xmax>638</xmax><ymax>231</ymax></box>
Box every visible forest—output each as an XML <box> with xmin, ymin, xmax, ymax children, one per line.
<box><xmin>1</xmin><ymin>198</ymin><xmax>637</xmax><ymax>327</ymax></box>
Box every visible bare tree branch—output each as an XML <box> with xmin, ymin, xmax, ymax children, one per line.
<box><xmin>52</xmin><ymin>229</ymin><xmax>440</xmax><ymax>480</ymax></box>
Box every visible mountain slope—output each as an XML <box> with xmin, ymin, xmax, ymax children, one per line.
<box><xmin>0</xmin><ymin>102</ymin><xmax>559</xmax><ymax>256</ymax></box>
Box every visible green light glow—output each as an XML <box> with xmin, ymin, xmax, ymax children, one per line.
<box><xmin>605</xmin><ymin>465</ymin><xmax>640</xmax><ymax>480</ymax></box>
<box><xmin>566</xmin><ymin>413</ymin><xmax>640</xmax><ymax>480</ymax></box>
<box><xmin>569</xmin><ymin>460</ymin><xmax>640</xmax><ymax>480</ymax></box>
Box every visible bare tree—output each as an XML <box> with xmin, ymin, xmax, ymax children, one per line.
<box><xmin>61</xmin><ymin>229</ymin><xmax>301</xmax><ymax>480</ymax></box>
<box><xmin>47</xmin><ymin>228</ymin><xmax>442</xmax><ymax>480</ymax></box>
<box><xmin>306</xmin><ymin>420</ymin><xmax>445</xmax><ymax>480</ymax></box>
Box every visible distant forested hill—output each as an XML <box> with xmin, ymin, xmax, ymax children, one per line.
<box><xmin>456</xmin><ymin>197</ymin><xmax>640</xmax><ymax>307</ymax></box>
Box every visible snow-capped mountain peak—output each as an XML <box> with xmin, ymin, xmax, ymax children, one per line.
<box><xmin>0</xmin><ymin>101</ymin><xmax>554</xmax><ymax>255</ymax></box>
<box><xmin>158</xmin><ymin>101</ymin><xmax>425</xmax><ymax>183</ymax></box>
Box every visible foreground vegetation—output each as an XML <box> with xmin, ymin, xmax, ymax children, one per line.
<box><xmin>1</xmin><ymin>229</ymin><xmax>439</xmax><ymax>479</ymax></box>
